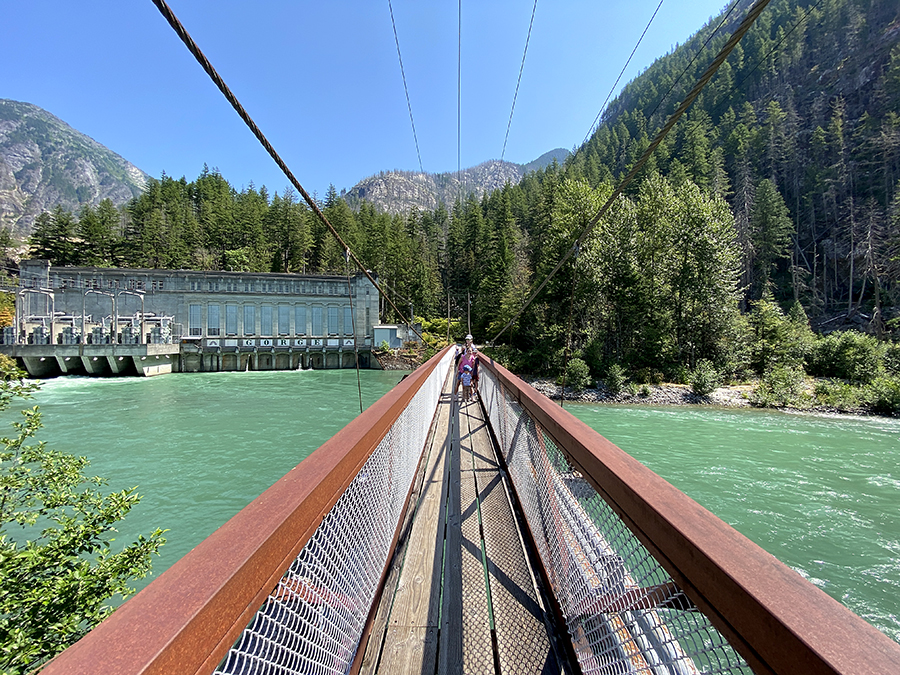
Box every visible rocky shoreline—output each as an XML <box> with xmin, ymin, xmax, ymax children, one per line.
<box><xmin>522</xmin><ymin>377</ymin><xmax>888</xmax><ymax>418</ymax></box>
<box><xmin>524</xmin><ymin>378</ymin><xmax>753</xmax><ymax>408</ymax></box>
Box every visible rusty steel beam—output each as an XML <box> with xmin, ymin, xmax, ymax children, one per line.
<box><xmin>479</xmin><ymin>356</ymin><xmax>900</xmax><ymax>675</ymax></box>
<box><xmin>41</xmin><ymin>346</ymin><xmax>453</xmax><ymax>675</ymax></box>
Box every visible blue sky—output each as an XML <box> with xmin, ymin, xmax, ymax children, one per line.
<box><xmin>4</xmin><ymin>0</ymin><xmax>728</xmax><ymax>199</ymax></box>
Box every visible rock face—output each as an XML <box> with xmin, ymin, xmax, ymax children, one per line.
<box><xmin>344</xmin><ymin>148</ymin><xmax>569</xmax><ymax>215</ymax></box>
<box><xmin>0</xmin><ymin>99</ymin><xmax>148</xmax><ymax>236</ymax></box>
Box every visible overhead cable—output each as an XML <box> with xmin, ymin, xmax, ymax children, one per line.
<box><xmin>581</xmin><ymin>0</ymin><xmax>666</xmax><ymax>148</ymax></box>
<box><xmin>642</xmin><ymin>0</ymin><xmax>742</xmax><ymax>126</ymax></box>
<box><xmin>501</xmin><ymin>0</ymin><xmax>539</xmax><ymax>162</ymax></box>
<box><xmin>150</xmin><ymin>0</ymin><xmax>431</xmax><ymax>345</ymax></box>
<box><xmin>388</xmin><ymin>0</ymin><xmax>424</xmax><ymax>174</ymax></box>
<box><xmin>489</xmin><ymin>0</ymin><xmax>774</xmax><ymax>345</ymax></box>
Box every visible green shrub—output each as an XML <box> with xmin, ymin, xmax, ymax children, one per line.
<box><xmin>379</xmin><ymin>340</ymin><xmax>391</xmax><ymax>352</ymax></box>
<box><xmin>865</xmin><ymin>376</ymin><xmax>900</xmax><ymax>415</ymax></box>
<box><xmin>883</xmin><ymin>342</ymin><xmax>900</xmax><ymax>376</ymax></box>
<box><xmin>689</xmin><ymin>359</ymin><xmax>720</xmax><ymax>396</ymax></box>
<box><xmin>559</xmin><ymin>357</ymin><xmax>592</xmax><ymax>392</ymax></box>
<box><xmin>748</xmin><ymin>297</ymin><xmax>814</xmax><ymax>374</ymax></box>
<box><xmin>813</xmin><ymin>379</ymin><xmax>863</xmax><ymax>411</ymax></box>
<box><xmin>635</xmin><ymin>367</ymin><xmax>664</xmax><ymax>385</ymax></box>
<box><xmin>750</xmin><ymin>366</ymin><xmax>808</xmax><ymax>408</ymax></box>
<box><xmin>808</xmin><ymin>330</ymin><xmax>883</xmax><ymax>384</ymax></box>
<box><xmin>605</xmin><ymin>364</ymin><xmax>628</xmax><ymax>395</ymax></box>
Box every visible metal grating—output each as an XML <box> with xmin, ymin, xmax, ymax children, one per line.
<box><xmin>216</xmin><ymin>350</ymin><xmax>454</xmax><ymax>675</ymax></box>
<box><xmin>480</xmin><ymin>368</ymin><xmax>752</xmax><ymax>675</ymax></box>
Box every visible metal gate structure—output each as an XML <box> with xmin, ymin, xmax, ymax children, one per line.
<box><xmin>41</xmin><ymin>347</ymin><xmax>900</xmax><ymax>674</ymax></box>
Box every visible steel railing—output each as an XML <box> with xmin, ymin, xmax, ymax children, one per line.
<box><xmin>477</xmin><ymin>355</ymin><xmax>900</xmax><ymax>675</ymax></box>
<box><xmin>41</xmin><ymin>346</ymin><xmax>455</xmax><ymax>675</ymax></box>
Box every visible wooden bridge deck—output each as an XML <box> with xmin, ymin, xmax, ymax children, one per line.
<box><xmin>360</xmin><ymin>373</ymin><xmax>567</xmax><ymax>675</ymax></box>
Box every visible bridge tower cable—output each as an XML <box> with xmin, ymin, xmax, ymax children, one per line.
<box><xmin>500</xmin><ymin>0</ymin><xmax>539</xmax><ymax>163</ymax></box>
<box><xmin>580</xmin><ymin>0</ymin><xmax>665</xmax><ymax>149</ymax></box>
<box><xmin>489</xmin><ymin>0</ymin><xmax>774</xmax><ymax>346</ymax></box>
<box><xmin>388</xmin><ymin>0</ymin><xmax>424</xmax><ymax>174</ymax></box>
<box><xmin>149</xmin><ymin>0</ymin><xmax>434</xmax><ymax>347</ymax></box>
<box><xmin>457</xmin><ymin>0</ymin><xmax>462</xmax><ymax>204</ymax></box>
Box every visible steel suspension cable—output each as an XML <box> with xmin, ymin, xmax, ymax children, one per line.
<box><xmin>501</xmin><ymin>0</ymin><xmax>539</xmax><ymax>162</ymax></box>
<box><xmin>150</xmin><ymin>0</ymin><xmax>431</xmax><ymax>346</ymax></box>
<box><xmin>640</xmin><ymin>0</ymin><xmax>743</xmax><ymax>126</ymax></box>
<box><xmin>581</xmin><ymin>0</ymin><xmax>666</xmax><ymax>148</ymax></box>
<box><xmin>457</xmin><ymin>0</ymin><xmax>463</xmax><ymax>203</ymax></box>
<box><xmin>489</xmin><ymin>0</ymin><xmax>773</xmax><ymax>346</ymax></box>
<box><xmin>345</xmin><ymin>249</ymin><xmax>364</xmax><ymax>415</ymax></box>
<box><xmin>388</xmin><ymin>0</ymin><xmax>424</xmax><ymax>174</ymax></box>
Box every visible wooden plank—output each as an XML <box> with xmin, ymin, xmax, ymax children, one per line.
<box><xmin>361</xmin><ymin>373</ymin><xmax>454</xmax><ymax>674</ymax></box>
<box><xmin>437</xmin><ymin>396</ymin><xmax>464</xmax><ymax>675</ymax></box>
<box><xmin>388</xmin><ymin>470</ymin><xmax>446</xmax><ymax>628</ymax></box>
<box><xmin>376</xmin><ymin>626</ymin><xmax>438</xmax><ymax>675</ymax></box>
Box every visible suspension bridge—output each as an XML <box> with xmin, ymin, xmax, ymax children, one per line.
<box><xmin>41</xmin><ymin>347</ymin><xmax>900</xmax><ymax>674</ymax></box>
<box><xmin>26</xmin><ymin>1</ymin><xmax>900</xmax><ymax>671</ymax></box>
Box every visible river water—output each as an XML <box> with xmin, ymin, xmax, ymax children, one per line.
<box><xmin>12</xmin><ymin>372</ymin><xmax>900</xmax><ymax>643</ymax></box>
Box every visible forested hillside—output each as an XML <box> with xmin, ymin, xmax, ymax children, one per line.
<box><xmin>21</xmin><ymin>0</ymin><xmax>900</xmax><ymax>403</ymax></box>
<box><xmin>571</xmin><ymin>0</ymin><xmax>900</xmax><ymax>318</ymax></box>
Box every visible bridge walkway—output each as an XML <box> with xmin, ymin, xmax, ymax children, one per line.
<box><xmin>361</xmin><ymin>373</ymin><xmax>566</xmax><ymax>675</ymax></box>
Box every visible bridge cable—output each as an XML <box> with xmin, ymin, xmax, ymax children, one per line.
<box><xmin>345</xmin><ymin>248</ymin><xmax>364</xmax><ymax>414</ymax></box>
<box><xmin>711</xmin><ymin>0</ymin><xmax>826</xmax><ymax>121</ymax></box>
<box><xmin>457</xmin><ymin>0</ymin><xmax>463</xmax><ymax>203</ymax></box>
<box><xmin>641</xmin><ymin>0</ymin><xmax>742</xmax><ymax>129</ymax></box>
<box><xmin>488</xmin><ymin>0</ymin><xmax>773</xmax><ymax>346</ymax></box>
<box><xmin>558</xmin><ymin>243</ymin><xmax>580</xmax><ymax>409</ymax></box>
<box><xmin>388</xmin><ymin>0</ymin><xmax>424</xmax><ymax>174</ymax></box>
<box><xmin>500</xmin><ymin>0</ymin><xmax>539</xmax><ymax>162</ymax></box>
<box><xmin>149</xmin><ymin>0</ymin><xmax>434</xmax><ymax>348</ymax></box>
<box><xmin>581</xmin><ymin>0</ymin><xmax>666</xmax><ymax>149</ymax></box>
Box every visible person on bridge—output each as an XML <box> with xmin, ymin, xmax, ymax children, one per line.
<box><xmin>461</xmin><ymin>364</ymin><xmax>474</xmax><ymax>402</ymax></box>
<box><xmin>455</xmin><ymin>336</ymin><xmax>479</xmax><ymax>401</ymax></box>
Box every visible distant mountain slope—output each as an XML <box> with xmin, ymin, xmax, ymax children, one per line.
<box><xmin>344</xmin><ymin>149</ymin><xmax>569</xmax><ymax>215</ymax></box>
<box><xmin>0</xmin><ymin>99</ymin><xmax>148</xmax><ymax>236</ymax></box>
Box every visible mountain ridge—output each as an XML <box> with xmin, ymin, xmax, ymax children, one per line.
<box><xmin>343</xmin><ymin>148</ymin><xmax>569</xmax><ymax>215</ymax></box>
<box><xmin>0</xmin><ymin>98</ymin><xmax>148</xmax><ymax>236</ymax></box>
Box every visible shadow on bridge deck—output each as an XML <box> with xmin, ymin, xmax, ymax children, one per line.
<box><xmin>360</xmin><ymin>373</ymin><xmax>570</xmax><ymax>675</ymax></box>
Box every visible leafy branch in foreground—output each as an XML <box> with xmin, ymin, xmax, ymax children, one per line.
<box><xmin>0</xmin><ymin>356</ymin><xmax>165</xmax><ymax>674</ymax></box>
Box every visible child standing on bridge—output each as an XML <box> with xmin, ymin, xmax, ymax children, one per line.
<box><xmin>461</xmin><ymin>364</ymin><xmax>474</xmax><ymax>402</ymax></box>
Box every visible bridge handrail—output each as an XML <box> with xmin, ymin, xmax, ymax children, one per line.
<box><xmin>41</xmin><ymin>345</ymin><xmax>455</xmax><ymax>675</ymax></box>
<box><xmin>478</xmin><ymin>355</ymin><xmax>900</xmax><ymax>675</ymax></box>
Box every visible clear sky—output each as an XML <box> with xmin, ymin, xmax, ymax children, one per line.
<box><xmin>4</xmin><ymin>0</ymin><xmax>729</xmax><ymax>199</ymax></box>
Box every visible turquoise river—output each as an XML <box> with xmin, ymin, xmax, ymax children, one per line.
<box><xmin>10</xmin><ymin>371</ymin><xmax>900</xmax><ymax>643</ymax></box>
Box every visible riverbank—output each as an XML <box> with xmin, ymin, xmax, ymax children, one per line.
<box><xmin>525</xmin><ymin>378</ymin><xmax>754</xmax><ymax>408</ymax></box>
<box><xmin>521</xmin><ymin>377</ymin><xmax>895</xmax><ymax>418</ymax></box>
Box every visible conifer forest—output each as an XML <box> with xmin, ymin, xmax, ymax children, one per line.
<box><xmin>22</xmin><ymin>0</ymin><xmax>900</xmax><ymax>389</ymax></box>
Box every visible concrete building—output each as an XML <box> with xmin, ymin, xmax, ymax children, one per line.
<box><xmin>3</xmin><ymin>260</ymin><xmax>379</xmax><ymax>377</ymax></box>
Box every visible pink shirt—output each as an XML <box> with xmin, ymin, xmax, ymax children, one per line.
<box><xmin>458</xmin><ymin>351</ymin><xmax>477</xmax><ymax>374</ymax></box>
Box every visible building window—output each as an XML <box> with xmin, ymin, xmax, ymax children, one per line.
<box><xmin>207</xmin><ymin>304</ymin><xmax>220</xmax><ymax>336</ymax></box>
<box><xmin>189</xmin><ymin>304</ymin><xmax>202</xmax><ymax>336</ymax></box>
<box><xmin>312</xmin><ymin>307</ymin><xmax>323</xmax><ymax>336</ymax></box>
<box><xmin>328</xmin><ymin>306</ymin><xmax>339</xmax><ymax>335</ymax></box>
<box><xmin>225</xmin><ymin>305</ymin><xmax>238</xmax><ymax>335</ymax></box>
<box><xmin>243</xmin><ymin>305</ymin><xmax>256</xmax><ymax>335</ymax></box>
<box><xmin>278</xmin><ymin>305</ymin><xmax>290</xmax><ymax>335</ymax></box>
<box><xmin>261</xmin><ymin>306</ymin><xmax>273</xmax><ymax>336</ymax></box>
<box><xmin>295</xmin><ymin>305</ymin><xmax>307</xmax><ymax>335</ymax></box>
<box><xmin>344</xmin><ymin>306</ymin><xmax>353</xmax><ymax>335</ymax></box>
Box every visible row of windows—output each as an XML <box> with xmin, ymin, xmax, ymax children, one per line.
<box><xmin>46</xmin><ymin>276</ymin><xmax>361</xmax><ymax>297</ymax></box>
<box><xmin>189</xmin><ymin>304</ymin><xmax>364</xmax><ymax>337</ymax></box>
